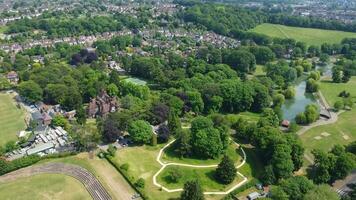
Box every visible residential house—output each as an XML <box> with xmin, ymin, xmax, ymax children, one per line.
<box><xmin>6</xmin><ymin>71</ymin><xmax>19</xmax><ymax>84</ymax></box>
<box><xmin>87</xmin><ymin>90</ymin><xmax>118</xmax><ymax>118</ymax></box>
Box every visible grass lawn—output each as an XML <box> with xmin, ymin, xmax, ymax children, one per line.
<box><xmin>0</xmin><ymin>93</ymin><xmax>27</xmax><ymax>146</ymax></box>
<box><xmin>238</xmin><ymin>145</ymin><xmax>264</xmax><ymax>181</ymax></box>
<box><xmin>42</xmin><ymin>153</ymin><xmax>136</xmax><ymax>200</ymax></box>
<box><xmin>0</xmin><ymin>174</ymin><xmax>91</xmax><ymax>200</ymax></box>
<box><xmin>161</xmin><ymin>140</ymin><xmax>243</xmax><ymax>165</ymax></box>
<box><xmin>320</xmin><ymin>77</ymin><xmax>356</xmax><ymax>106</ymax></box>
<box><xmin>253</xmin><ymin>65</ymin><xmax>266</xmax><ymax>77</ymax></box>
<box><xmin>300</xmin><ymin>109</ymin><xmax>356</xmax><ymax>163</ymax></box>
<box><xmin>157</xmin><ymin>165</ymin><xmax>242</xmax><ymax>191</ymax></box>
<box><xmin>113</xmin><ymin>144</ymin><xmax>179</xmax><ymax>200</ymax></box>
<box><xmin>225</xmin><ymin>112</ymin><xmax>261</xmax><ymax>124</ymax></box>
<box><xmin>300</xmin><ymin>77</ymin><xmax>356</xmax><ymax>165</ymax></box>
<box><xmin>250</xmin><ymin>23</ymin><xmax>356</xmax><ymax>46</ymax></box>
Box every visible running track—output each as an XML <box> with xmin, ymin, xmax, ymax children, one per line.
<box><xmin>0</xmin><ymin>163</ymin><xmax>112</xmax><ymax>200</ymax></box>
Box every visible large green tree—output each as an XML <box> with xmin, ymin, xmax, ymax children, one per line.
<box><xmin>215</xmin><ymin>155</ymin><xmax>237</xmax><ymax>184</ymax></box>
<box><xmin>128</xmin><ymin>120</ymin><xmax>153</xmax><ymax>144</ymax></box>
<box><xmin>18</xmin><ymin>80</ymin><xmax>43</xmax><ymax>103</ymax></box>
<box><xmin>180</xmin><ymin>180</ymin><xmax>205</xmax><ymax>200</ymax></box>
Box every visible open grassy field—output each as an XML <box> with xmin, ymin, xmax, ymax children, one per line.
<box><xmin>250</xmin><ymin>23</ymin><xmax>356</xmax><ymax>46</ymax></box>
<box><xmin>113</xmin><ymin>144</ymin><xmax>180</xmax><ymax>200</ymax></box>
<box><xmin>0</xmin><ymin>174</ymin><xmax>91</xmax><ymax>200</ymax></box>
<box><xmin>157</xmin><ymin>165</ymin><xmax>242</xmax><ymax>191</ymax></box>
<box><xmin>300</xmin><ymin>77</ymin><xmax>356</xmax><ymax>164</ymax></box>
<box><xmin>320</xmin><ymin>77</ymin><xmax>356</xmax><ymax>106</ymax></box>
<box><xmin>43</xmin><ymin>153</ymin><xmax>136</xmax><ymax>200</ymax></box>
<box><xmin>0</xmin><ymin>93</ymin><xmax>27</xmax><ymax>146</ymax></box>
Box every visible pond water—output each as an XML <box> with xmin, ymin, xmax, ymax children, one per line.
<box><xmin>281</xmin><ymin>80</ymin><xmax>317</xmax><ymax>121</ymax></box>
<box><xmin>316</xmin><ymin>62</ymin><xmax>333</xmax><ymax>78</ymax></box>
<box><xmin>281</xmin><ymin>62</ymin><xmax>334</xmax><ymax>122</ymax></box>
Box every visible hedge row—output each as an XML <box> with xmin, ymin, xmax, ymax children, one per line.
<box><xmin>0</xmin><ymin>152</ymin><xmax>77</xmax><ymax>176</ymax></box>
<box><xmin>105</xmin><ymin>155</ymin><xmax>148</xmax><ymax>200</ymax></box>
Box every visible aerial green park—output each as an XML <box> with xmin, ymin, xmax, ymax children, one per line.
<box><xmin>0</xmin><ymin>1</ymin><xmax>355</xmax><ymax>200</ymax></box>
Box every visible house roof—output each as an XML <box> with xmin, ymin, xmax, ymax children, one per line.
<box><xmin>26</xmin><ymin>143</ymin><xmax>54</xmax><ymax>155</ymax></box>
<box><xmin>247</xmin><ymin>192</ymin><xmax>260</xmax><ymax>199</ymax></box>
<box><xmin>31</xmin><ymin>111</ymin><xmax>43</xmax><ymax>120</ymax></box>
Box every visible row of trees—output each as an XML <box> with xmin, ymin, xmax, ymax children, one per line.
<box><xmin>309</xmin><ymin>144</ymin><xmax>356</xmax><ymax>184</ymax></box>
<box><xmin>5</xmin><ymin>12</ymin><xmax>144</xmax><ymax>38</ymax></box>
<box><xmin>269</xmin><ymin>13</ymin><xmax>356</xmax><ymax>33</ymax></box>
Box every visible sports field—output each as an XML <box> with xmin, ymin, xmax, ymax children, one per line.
<box><xmin>0</xmin><ymin>93</ymin><xmax>27</xmax><ymax>146</ymax></box>
<box><xmin>251</xmin><ymin>23</ymin><xmax>356</xmax><ymax>46</ymax></box>
<box><xmin>0</xmin><ymin>174</ymin><xmax>91</xmax><ymax>200</ymax></box>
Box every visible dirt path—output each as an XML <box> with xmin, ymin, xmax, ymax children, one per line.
<box><xmin>0</xmin><ymin>163</ymin><xmax>112</xmax><ymax>200</ymax></box>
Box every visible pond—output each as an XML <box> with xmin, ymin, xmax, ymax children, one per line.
<box><xmin>316</xmin><ymin>63</ymin><xmax>333</xmax><ymax>78</ymax></box>
<box><xmin>281</xmin><ymin>80</ymin><xmax>317</xmax><ymax>121</ymax></box>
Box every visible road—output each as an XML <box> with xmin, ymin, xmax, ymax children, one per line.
<box><xmin>0</xmin><ymin>163</ymin><xmax>112</xmax><ymax>200</ymax></box>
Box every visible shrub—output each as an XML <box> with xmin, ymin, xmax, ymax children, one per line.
<box><xmin>334</xmin><ymin>100</ymin><xmax>344</xmax><ymax>111</ymax></box>
<box><xmin>135</xmin><ymin>178</ymin><xmax>145</xmax><ymax>188</ymax></box>
<box><xmin>107</xmin><ymin>144</ymin><xmax>117</xmax><ymax>157</ymax></box>
<box><xmin>168</xmin><ymin>168</ymin><xmax>182</xmax><ymax>183</ymax></box>
<box><xmin>120</xmin><ymin>163</ymin><xmax>130</xmax><ymax>171</ymax></box>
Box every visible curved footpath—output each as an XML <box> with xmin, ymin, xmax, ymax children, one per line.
<box><xmin>297</xmin><ymin>91</ymin><xmax>343</xmax><ymax>136</ymax></box>
<box><xmin>0</xmin><ymin>163</ymin><xmax>112</xmax><ymax>200</ymax></box>
<box><xmin>153</xmin><ymin>139</ymin><xmax>248</xmax><ymax>195</ymax></box>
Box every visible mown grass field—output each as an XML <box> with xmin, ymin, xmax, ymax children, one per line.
<box><xmin>113</xmin><ymin>144</ymin><xmax>180</xmax><ymax>200</ymax></box>
<box><xmin>0</xmin><ymin>93</ymin><xmax>27</xmax><ymax>146</ymax></box>
<box><xmin>43</xmin><ymin>153</ymin><xmax>136</xmax><ymax>200</ymax></box>
<box><xmin>0</xmin><ymin>174</ymin><xmax>91</xmax><ymax>200</ymax></box>
<box><xmin>320</xmin><ymin>77</ymin><xmax>356</xmax><ymax>106</ymax></box>
<box><xmin>300</xmin><ymin>77</ymin><xmax>356</xmax><ymax>164</ymax></box>
<box><xmin>251</xmin><ymin>23</ymin><xmax>356</xmax><ymax>46</ymax></box>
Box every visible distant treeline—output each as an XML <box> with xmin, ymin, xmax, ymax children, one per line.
<box><xmin>269</xmin><ymin>14</ymin><xmax>356</xmax><ymax>33</ymax></box>
<box><xmin>5</xmin><ymin>14</ymin><xmax>142</xmax><ymax>38</ymax></box>
<box><xmin>180</xmin><ymin>3</ymin><xmax>268</xmax><ymax>35</ymax></box>
<box><xmin>176</xmin><ymin>0</ymin><xmax>356</xmax><ymax>36</ymax></box>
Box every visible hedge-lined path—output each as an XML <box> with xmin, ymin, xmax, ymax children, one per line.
<box><xmin>0</xmin><ymin>162</ymin><xmax>112</xmax><ymax>200</ymax></box>
<box><xmin>152</xmin><ymin>139</ymin><xmax>248</xmax><ymax>195</ymax></box>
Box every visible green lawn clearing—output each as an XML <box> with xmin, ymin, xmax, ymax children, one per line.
<box><xmin>250</xmin><ymin>23</ymin><xmax>356</xmax><ymax>46</ymax></box>
<box><xmin>300</xmin><ymin>77</ymin><xmax>356</xmax><ymax>165</ymax></box>
<box><xmin>0</xmin><ymin>93</ymin><xmax>27</xmax><ymax>146</ymax></box>
<box><xmin>300</xmin><ymin>109</ymin><xmax>356</xmax><ymax>164</ymax></box>
<box><xmin>113</xmin><ymin>144</ymin><xmax>179</xmax><ymax>200</ymax></box>
<box><xmin>43</xmin><ymin>152</ymin><xmax>136</xmax><ymax>200</ymax></box>
<box><xmin>0</xmin><ymin>174</ymin><xmax>91</xmax><ymax>200</ymax></box>
<box><xmin>157</xmin><ymin>165</ymin><xmax>242</xmax><ymax>192</ymax></box>
<box><xmin>320</xmin><ymin>77</ymin><xmax>356</xmax><ymax>106</ymax></box>
<box><xmin>161</xmin><ymin>140</ymin><xmax>243</xmax><ymax>165</ymax></box>
<box><xmin>253</xmin><ymin>65</ymin><xmax>266</xmax><ymax>76</ymax></box>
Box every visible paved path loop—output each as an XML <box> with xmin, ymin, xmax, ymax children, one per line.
<box><xmin>152</xmin><ymin>139</ymin><xmax>248</xmax><ymax>195</ymax></box>
<box><xmin>297</xmin><ymin>91</ymin><xmax>343</xmax><ymax>136</ymax></box>
<box><xmin>0</xmin><ymin>162</ymin><xmax>112</xmax><ymax>200</ymax></box>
